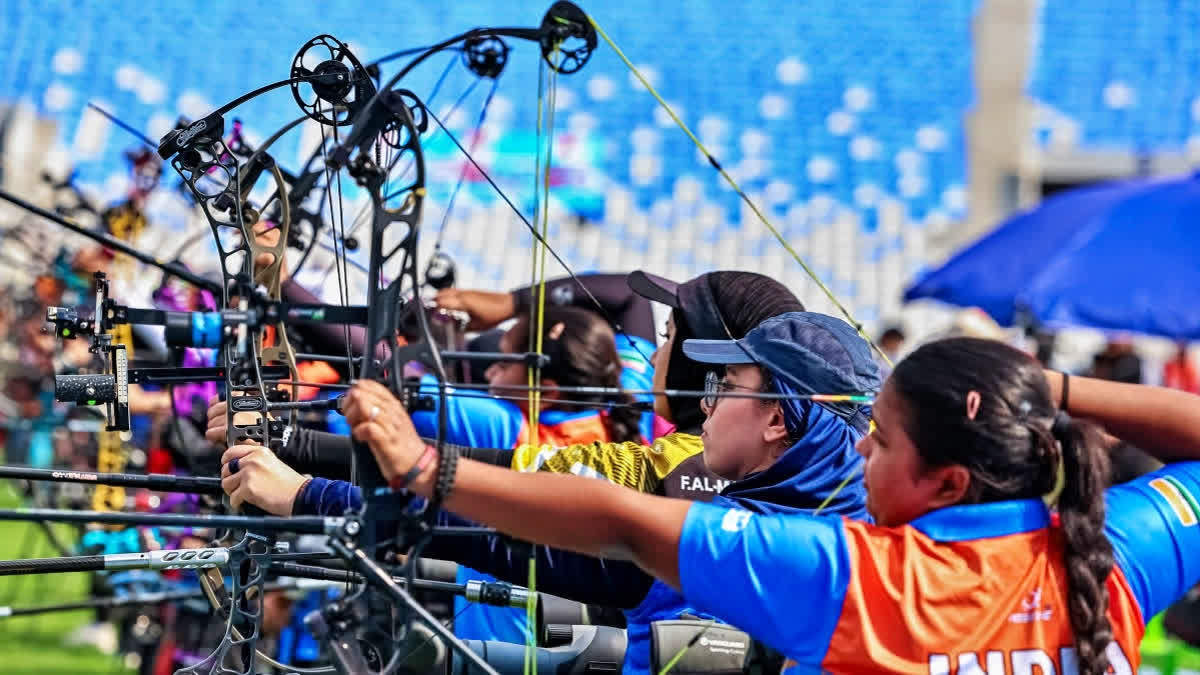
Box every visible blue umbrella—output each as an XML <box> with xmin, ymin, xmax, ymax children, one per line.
<box><xmin>904</xmin><ymin>172</ymin><xmax>1200</xmax><ymax>340</ymax></box>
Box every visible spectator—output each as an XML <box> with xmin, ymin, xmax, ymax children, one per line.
<box><xmin>1163</xmin><ymin>342</ymin><xmax>1199</xmax><ymax>394</ymax></box>
<box><xmin>875</xmin><ymin>326</ymin><xmax>905</xmax><ymax>377</ymax></box>
<box><xmin>1089</xmin><ymin>337</ymin><xmax>1143</xmax><ymax>384</ymax></box>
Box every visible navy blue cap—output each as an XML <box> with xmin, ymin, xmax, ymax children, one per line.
<box><xmin>682</xmin><ymin>311</ymin><xmax>882</xmax><ymax>428</ymax></box>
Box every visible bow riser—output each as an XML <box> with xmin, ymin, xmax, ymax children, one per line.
<box><xmin>166</xmin><ymin>110</ymin><xmax>290</xmax><ymax>675</ymax></box>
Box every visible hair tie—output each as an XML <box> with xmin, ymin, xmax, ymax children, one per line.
<box><xmin>1051</xmin><ymin>410</ymin><xmax>1072</xmax><ymax>438</ymax></box>
<box><xmin>1016</xmin><ymin>400</ymin><xmax>1032</xmax><ymax>421</ymax></box>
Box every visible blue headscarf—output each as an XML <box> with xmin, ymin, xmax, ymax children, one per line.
<box><xmin>716</xmin><ymin>376</ymin><xmax>869</xmax><ymax>520</ymax></box>
<box><xmin>622</xmin><ymin>372</ymin><xmax>870</xmax><ymax>675</ymax></box>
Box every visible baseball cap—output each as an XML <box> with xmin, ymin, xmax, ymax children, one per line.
<box><xmin>626</xmin><ymin>270</ymin><xmax>728</xmax><ymax>340</ymax></box>
<box><xmin>627</xmin><ymin>270</ymin><xmax>681</xmax><ymax>308</ymax></box>
<box><xmin>682</xmin><ymin>311</ymin><xmax>881</xmax><ymax>430</ymax></box>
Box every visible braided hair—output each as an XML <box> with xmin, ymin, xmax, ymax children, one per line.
<box><xmin>891</xmin><ymin>337</ymin><xmax>1114</xmax><ymax>675</ymax></box>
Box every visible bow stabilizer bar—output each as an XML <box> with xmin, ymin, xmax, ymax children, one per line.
<box><xmin>0</xmin><ymin>547</ymin><xmax>230</xmax><ymax>576</ymax></box>
<box><xmin>0</xmin><ymin>509</ymin><xmax>344</xmax><ymax>534</ymax></box>
<box><xmin>0</xmin><ymin>465</ymin><xmax>224</xmax><ymax>494</ymax></box>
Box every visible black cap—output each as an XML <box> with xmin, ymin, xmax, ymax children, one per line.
<box><xmin>627</xmin><ymin>270</ymin><xmax>728</xmax><ymax>341</ymax></box>
<box><xmin>627</xmin><ymin>270</ymin><xmax>681</xmax><ymax>308</ymax></box>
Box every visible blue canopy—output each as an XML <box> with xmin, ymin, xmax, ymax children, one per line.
<box><xmin>904</xmin><ymin>173</ymin><xmax>1200</xmax><ymax>340</ymax></box>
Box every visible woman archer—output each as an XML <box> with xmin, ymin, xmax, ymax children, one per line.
<box><xmin>262</xmin><ymin>334</ymin><xmax>1200</xmax><ymax>675</ymax></box>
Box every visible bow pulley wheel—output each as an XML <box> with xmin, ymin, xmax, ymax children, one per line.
<box><xmin>379</xmin><ymin>89</ymin><xmax>429</xmax><ymax>151</ymax></box>
<box><xmin>540</xmin><ymin>1</ymin><xmax>596</xmax><ymax>74</ymax></box>
<box><xmin>462</xmin><ymin>36</ymin><xmax>510</xmax><ymax>79</ymax></box>
<box><xmin>311</xmin><ymin>60</ymin><xmax>354</xmax><ymax>102</ymax></box>
<box><xmin>291</xmin><ymin>34</ymin><xmax>377</xmax><ymax>126</ymax></box>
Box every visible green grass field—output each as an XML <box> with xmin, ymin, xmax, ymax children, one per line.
<box><xmin>0</xmin><ymin>482</ymin><xmax>134</xmax><ymax>675</ymax></box>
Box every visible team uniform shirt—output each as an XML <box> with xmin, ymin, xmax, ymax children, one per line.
<box><xmin>511</xmin><ymin>432</ymin><xmax>720</xmax><ymax>497</ymax></box>
<box><xmin>677</xmin><ymin>461</ymin><xmax>1200</xmax><ymax>674</ymax></box>
<box><xmin>405</xmin><ymin>334</ymin><xmax>671</xmax><ymax>644</ymax></box>
<box><xmin>449</xmin><ymin>430</ymin><xmax>708</xmax><ymax>645</ymax></box>
<box><xmin>427</xmin><ymin>400</ymin><xmax>869</xmax><ymax>675</ymax></box>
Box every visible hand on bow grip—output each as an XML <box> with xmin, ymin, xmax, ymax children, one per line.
<box><xmin>344</xmin><ymin>380</ymin><xmax>431</xmax><ymax>488</ymax></box>
<box><xmin>221</xmin><ymin>443</ymin><xmax>308</xmax><ymax>515</ymax></box>
<box><xmin>251</xmin><ymin>222</ymin><xmax>290</xmax><ymax>285</ymax></box>
<box><xmin>433</xmin><ymin>288</ymin><xmax>515</xmax><ymax>331</ymax></box>
<box><xmin>206</xmin><ymin>394</ymin><xmax>276</xmax><ymax>448</ymax></box>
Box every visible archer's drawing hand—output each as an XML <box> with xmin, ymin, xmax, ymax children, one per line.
<box><xmin>433</xmin><ymin>288</ymin><xmax>514</xmax><ymax>331</ymax></box>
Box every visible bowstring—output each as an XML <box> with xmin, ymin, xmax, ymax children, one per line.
<box><xmin>565</xmin><ymin>14</ymin><xmax>886</xmax><ymax>673</ymax></box>
<box><xmin>419</xmin><ymin>105</ymin><xmax>657</xmax><ymax>381</ymax></box>
<box><xmin>312</xmin><ymin>101</ymin><xmax>363</xmax><ymax>574</ymax></box>
<box><xmin>431</xmin><ymin>74</ymin><xmax>499</xmax><ymax>257</ymax></box>
<box><xmin>523</xmin><ymin>48</ymin><xmax>547</xmax><ymax>675</ymax></box>
<box><xmin>577</xmin><ymin>14</ymin><xmax>893</xmax><ymax>373</ymax></box>
<box><xmin>311</xmin><ymin>52</ymin><xmax>460</xmax><ymax>289</ymax></box>
<box><xmin>316</xmin><ymin>107</ymin><xmax>357</xmax><ymax>376</ymax></box>
<box><xmin>581</xmin><ymin>2</ymin><xmax>881</xmax><ymax>566</ymax></box>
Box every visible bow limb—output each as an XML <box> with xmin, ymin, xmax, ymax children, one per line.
<box><xmin>326</xmin><ymin>85</ymin><xmax>479</xmax><ymax>675</ymax></box>
<box><xmin>244</xmin><ymin>159</ymin><xmax>299</xmax><ymax>442</ymax></box>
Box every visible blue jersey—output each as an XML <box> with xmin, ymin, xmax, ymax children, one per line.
<box><xmin>676</xmin><ymin>462</ymin><xmax>1200</xmax><ymax>673</ymax></box>
<box><xmin>410</xmin><ymin>334</ymin><xmax>659</xmax><ymax>447</ymax></box>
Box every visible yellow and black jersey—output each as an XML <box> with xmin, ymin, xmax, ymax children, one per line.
<box><xmin>510</xmin><ymin>432</ymin><xmax>731</xmax><ymax>502</ymax></box>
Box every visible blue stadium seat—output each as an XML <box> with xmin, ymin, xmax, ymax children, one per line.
<box><xmin>2</xmin><ymin>0</ymin><xmax>981</xmax><ymax>332</ymax></box>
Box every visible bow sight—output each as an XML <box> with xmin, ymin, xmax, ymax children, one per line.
<box><xmin>46</xmin><ymin>270</ymin><xmax>292</xmax><ymax>433</ymax></box>
<box><xmin>47</xmin><ymin>272</ymin><xmax>129</xmax><ymax>431</ymax></box>
<box><xmin>43</xmin><ymin>269</ymin><xmax>458</xmax><ymax>433</ymax></box>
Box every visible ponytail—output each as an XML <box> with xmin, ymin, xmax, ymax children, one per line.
<box><xmin>510</xmin><ymin>306</ymin><xmax>645</xmax><ymax>444</ymax></box>
<box><xmin>1053</xmin><ymin>412</ymin><xmax>1115</xmax><ymax>675</ymax></box>
<box><xmin>892</xmin><ymin>338</ymin><xmax>1119</xmax><ymax>674</ymax></box>
<box><xmin>603</xmin><ymin>398</ymin><xmax>645</xmax><ymax>444</ymax></box>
